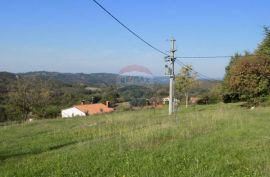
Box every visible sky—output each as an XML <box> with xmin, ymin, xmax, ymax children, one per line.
<box><xmin>0</xmin><ymin>0</ymin><xmax>269</xmax><ymax>78</ymax></box>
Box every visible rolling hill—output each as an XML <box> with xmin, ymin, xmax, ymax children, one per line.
<box><xmin>1</xmin><ymin>104</ymin><xmax>269</xmax><ymax>176</ymax></box>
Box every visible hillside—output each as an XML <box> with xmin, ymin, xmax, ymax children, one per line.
<box><xmin>1</xmin><ymin>104</ymin><xmax>269</xmax><ymax>177</ymax></box>
<box><xmin>0</xmin><ymin>71</ymin><xmax>221</xmax><ymax>88</ymax></box>
<box><xmin>19</xmin><ymin>71</ymin><xmax>119</xmax><ymax>86</ymax></box>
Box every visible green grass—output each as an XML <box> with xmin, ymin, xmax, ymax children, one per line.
<box><xmin>1</xmin><ymin>103</ymin><xmax>270</xmax><ymax>177</ymax></box>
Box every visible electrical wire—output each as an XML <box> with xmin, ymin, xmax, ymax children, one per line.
<box><xmin>175</xmin><ymin>59</ymin><xmax>220</xmax><ymax>81</ymax></box>
<box><xmin>92</xmin><ymin>0</ymin><xmax>168</xmax><ymax>56</ymax></box>
<box><xmin>92</xmin><ymin>0</ymin><xmax>256</xmax><ymax>81</ymax></box>
<box><xmin>176</xmin><ymin>54</ymin><xmax>257</xmax><ymax>59</ymax></box>
<box><xmin>177</xmin><ymin>56</ymin><xmax>232</xmax><ymax>59</ymax></box>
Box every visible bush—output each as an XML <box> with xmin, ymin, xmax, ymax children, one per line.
<box><xmin>33</xmin><ymin>106</ymin><xmax>60</xmax><ymax>119</ymax></box>
<box><xmin>0</xmin><ymin>106</ymin><xmax>8</xmax><ymax>122</ymax></box>
<box><xmin>116</xmin><ymin>102</ymin><xmax>132</xmax><ymax>112</ymax></box>
<box><xmin>130</xmin><ymin>98</ymin><xmax>147</xmax><ymax>107</ymax></box>
<box><xmin>222</xmin><ymin>93</ymin><xmax>240</xmax><ymax>103</ymax></box>
<box><xmin>43</xmin><ymin>106</ymin><xmax>60</xmax><ymax>118</ymax></box>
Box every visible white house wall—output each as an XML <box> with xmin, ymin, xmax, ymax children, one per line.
<box><xmin>61</xmin><ymin>107</ymin><xmax>86</xmax><ymax>118</ymax></box>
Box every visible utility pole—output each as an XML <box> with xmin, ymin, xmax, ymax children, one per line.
<box><xmin>168</xmin><ymin>38</ymin><xmax>176</xmax><ymax>115</ymax></box>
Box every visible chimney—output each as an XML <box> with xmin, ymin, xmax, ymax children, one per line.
<box><xmin>81</xmin><ymin>100</ymin><xmax>86</xmax><ymax>105</ymax></box>
<box><xmin>106</xmin><ymin>101</ymin><xmax>110</xmax><ymax>108</ymax></box>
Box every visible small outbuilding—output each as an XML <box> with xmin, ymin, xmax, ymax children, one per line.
<box><xmin>163</xmin><ymin>97</ymin><xmax>180</xmax><ymax>105</ymax></box>
<box><xmin>190</xmin><ymin>96</ymin><xmax>200</xmax><ymax>104</ymax></box>
<box><xmin>163</xmin><ymin>97</ymin><xmax>170</xmax><ymax>105</ymax></box>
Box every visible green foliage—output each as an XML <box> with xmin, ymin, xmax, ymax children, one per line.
<box><xmin>0</xmin><ymin>71</ymin><xmax>168</xmax><ymax>122</ymax></box>
<box><xmin>197</xmin><ymin>88</ymin><xmax>223</xmax><ymax>105</ymax></box>
<box><xmin>0</xmin><ymin>106</ymin><xmax>8</xmax><ymax>122</ymax></box>
<box><xmin>175</xmin><ymin>65</ymin><xmax>197</xmax><ymax>96</ymax></box>
<box><xmin>90</xmin><ymin>95</ymin><xmax>102</xmax><ymax>104</ymax></box>
<box><xmin>222</xmin><ymin>93</ymin><xmax>240</xmax><ymax>103</ymax></box>
<box><xmin>118</xmin><ymin>85</ymin><xmax>153</xmax><ymax>102</ymax></box>
<box><xmin>116</xmin><ymin>102</ymin><xmax>132</xmax><ymax>112</ymax></box>
<box><xmin>223</xmin><ymin>28</ymin><xmax>270</xmax><ymax>105</ymax></box>
<box><xmin>223</xmin><ymin>55</ymin><xmax>270</xmax><ymax>105</ymax></box>
<box><xmin>197</xmin><ymin>95</ymin><xmax>210</xmax><ymax>105</ymax></box>
<box><xmin>175</xmin><ymin>65</ymin><xmax>198</xmax><ymax>107</ymax></box>
<box><xmin>196</xmin><ymin>83</ymin><xmax>223</xmax><ymax>105</ymax></box>
<box><xmin>0</xmin><ymin>72</ymin><xmax>113</xmax><ymax>121</ymax></box>
<box><xmin>208</xmin><ymin>83</ymin><xmax>223</xmax><ymax>102</ymax></box>
<box><xmin>224</xmin><ymin>53</ymin><xmax>242</xmax><ymax>82</ymax></box>
<box><xmin>130</xmin><ymin>98</ymin><xmax>147</xmax><ymax>107</ymax></box>
<box><xmin>256</xmin><ymin>26</ymin><xmax>270</xmax><ymax>56</ymax></box>
<box><xmin>9</xmin><ymin>79</ymin><xmax>33</xmax><ymax>120</ymax></box>
<box><xmin>101</xmin><ymin>86</ymin><xmax>119</xmax><ymax>105</ymax></box>
<box><xmin>42</xmin><ymin>106</ymin><xmax>60</xmax><ymax>118</ymax></box>
<box><xmin>20</xmin><ymin>71</ymin><xmax>119</xmax><ymax>86</ymax></box>
<box><xmin>260</xmin><ymin>95</ymin><xmax>270</xmax><ymax>107</ymax></box>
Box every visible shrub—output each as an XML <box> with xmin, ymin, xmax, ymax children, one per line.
<box><xmin>43</xmin><ymin>106</ymin><xmax>60</xmax><ymax>118</ymax></box>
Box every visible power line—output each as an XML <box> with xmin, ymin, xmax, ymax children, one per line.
<box><xmin>176</xmin><ymin>54</ymin><xmax>258</xmax><ymax>59</ymax></box>
<box><xmin>175</xmin><ymin>54</ymin><xmax>259</xmax><ymax>81</ymax></box>
<box><xmin>177</xmin><ymin>56</ymin><xmax>232</xmax><ymax>59</ymax></box>
<box><xmin>92</xmin><ymin>0</ymin><xmax>168</xmax><ymax>56</ymax></box>
<box><xmin>91</xmin><ymin>1</ymin><xmax>259</xmax><ymax>61</ymax></box>
<box><xmin>92</xmin><ymin>1</ymin><xmax>260</xmax><ymax>61</ymax></box>
<box><xmin>92</xmin><ymin>0</ymin><xmax>256</xmax><ymax>82</ymax></box>
<box><xmin>174</xmin><ymin>54</ymin><xmax>260</xmax><ymax>81</ymax></box>
<box><xmin>175</xmin><ymin>59</ymin><xmax>220</xmax><ymax>81</ymax></box>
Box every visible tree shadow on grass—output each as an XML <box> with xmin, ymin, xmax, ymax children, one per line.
<box><xmin>0</xmin><ymin>141</ymin><xmax>78</xmax><ymax>161</ymax></box>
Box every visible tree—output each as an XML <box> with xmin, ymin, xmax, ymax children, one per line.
<box><xmin>9</xmin><ymin>78</ymin><xmax>32</xmax><ymax>121</ymax></box>
<box><xmin>0</xmin><ymin>106</ymin><xmax>8</xmax><ymax>122</ymax></box>
<box><xmin>30</xmin><ymin>79</ymin><xmax>50</xmax><ymax>118</ymax></box>
<box><xmin>175</xmin><ymin>65</ymin><xmax>197</xmax><ymax>108</ymax></box>
<box><xmin>256</xmin><ymin>26</ymin><xmax>270</xmax><ymax>56</ymax></box>
<box><xmin>101</xmin><ymin>86</ymin><xmax>119</xmax><ymax>106</ymax></box>
<box><xmin>223</xmin><ymin>27</ymin><xmax>270</xmax><ymax>105</ymax></box>
<box><xmin>224</xmin><ymin>55</ymin><xmax>270</xmax><ymax>105</ymax></box>
<box><xmin>222</xmin><ymin>53</ymin><xmax>243</xmax><ymax>103</ymax></box>
<box><xmin>130</xmin><ymin>98</ymin><xmax>147</xmax><ymax>107</ymax></box>
<box><xmin>9</xmin><ymin>77</ymin><xmax>51</xmax><ymax>120</ymax></box>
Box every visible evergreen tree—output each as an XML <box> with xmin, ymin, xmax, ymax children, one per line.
<box><xmin>256</xmin><ymin>26</ymin><xmax>270</xmax><ymax>56</ymax></box>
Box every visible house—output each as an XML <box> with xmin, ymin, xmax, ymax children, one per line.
<box><xmin>61</xmin><ymin>102</ymin><xmax>114</xmax><ymax>118</ymax></box>
<box><xmin>190</xmin><ymin>96</ymin><xmax>200</xmax><ymax>104</ymax></box>
<box><xmin>163</xmin><ymin>97</ymin><xmax>170</xmax><ymax>105</ymax></box>
<box><xmin>163</xmin><ymin>97</ymin><xmax>180</xmax><ymax>105</ymax></box>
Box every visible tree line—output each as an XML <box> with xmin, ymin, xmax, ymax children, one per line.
<box><xmin>223</xmin><ymin>27</ymin><xmax>270</xmax><ymax>105</ymax></box>
<box><xmin>175</xmin><ymin>27</ymin><xmax>270</xmax><ymax>107</ymax></box>
<box><xmin>0</xmin><ymin>75</ymin><xmax>170</xmax><ymax>122</ymax></box>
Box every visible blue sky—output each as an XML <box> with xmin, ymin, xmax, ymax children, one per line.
<box><xmin>0</xmin><ymin>0</ymin><xmax>269</xmax><ymax>78</ymax></box>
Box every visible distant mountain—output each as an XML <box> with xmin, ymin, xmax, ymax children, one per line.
<box><xmin>0</xmin><ymin>71</ymin><xmax>221</xmax><ymax>88</ymax></box>
<box><xmin>17</xmin><ymin>71</ymin><xmax>171</xmax><ymax>86</ymax></box>
<box><xmin>18</xmin><ymin>71</ymin><xmax>118</xmax><ymax>86</ymax></box>
<box><xmin>153</xmin><ymin>76</ymin><xmax>169</xmax><ymax>84</ymax></box>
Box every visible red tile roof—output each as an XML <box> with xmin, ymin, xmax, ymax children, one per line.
<box><xmin>75</xmin><ymin>103</ymin><xmax>114</xmax><ymax>115</ymax></box>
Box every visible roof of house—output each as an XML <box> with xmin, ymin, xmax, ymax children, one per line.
<box><xmin>75</xmin><ymin>103</ymin><xmax>114</xmax><ymax>115</ymax></box>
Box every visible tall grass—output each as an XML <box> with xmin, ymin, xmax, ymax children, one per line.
<box><xmin>0</xmin><ymin>103</ymin><xmax>269</xmax><ymax>177</ymax></box>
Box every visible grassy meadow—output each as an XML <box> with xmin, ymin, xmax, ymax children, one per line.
<box><xmin>0</xmin><ymin>103</ymin><xmax>270</xmax><ymax>177</ymax></box>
